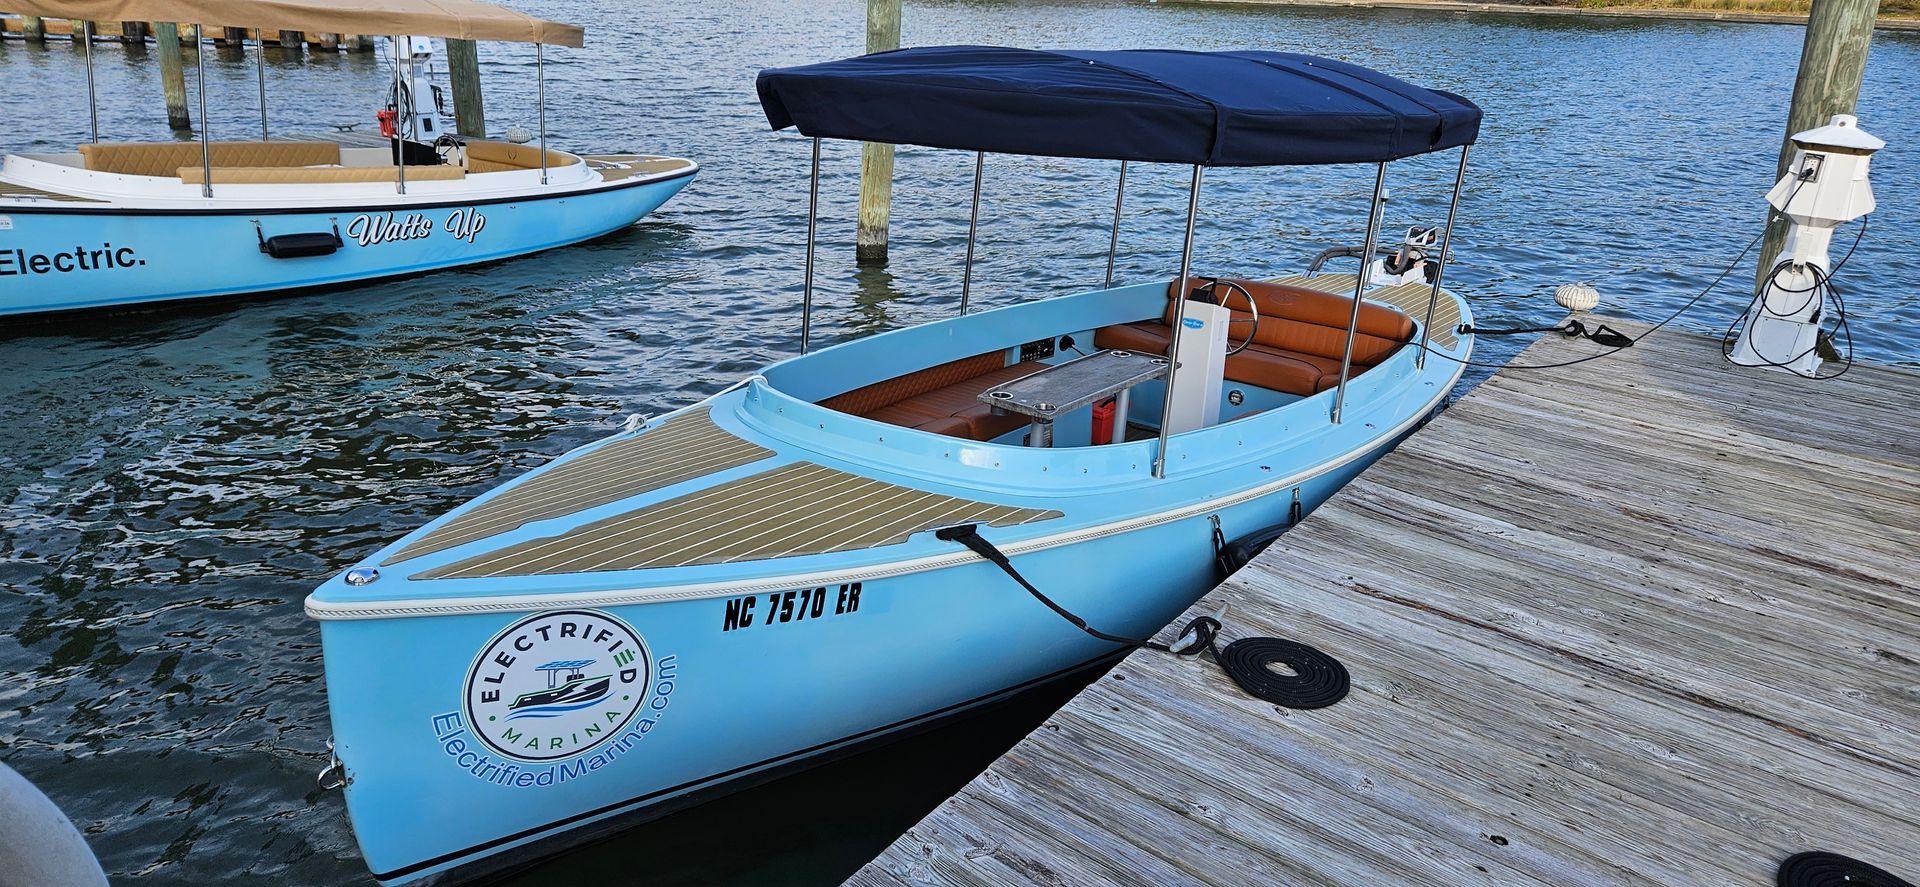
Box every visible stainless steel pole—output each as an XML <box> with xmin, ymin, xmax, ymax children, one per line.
<box><xmin>195</xmin><ymin>27</ymin><xmax>212</xmax><ymax>197</ymax></box>
<box><xmin>536</xmin><ymin>43</ymin><xmax>549</xmax><ymax>186</ymax></box>
<box><xmin>800</xmin><ymin>137</ymin><xmax>822</xmax><ymax>354</ymax></box>
<box><xmin>1152</xmin><ymin>165</ymin><xmax>1205</xmax><ymax>479</ymax></box>
<box><xmin>958</xmin><ymin>151</ymin><xmax>983</xmax><ymax>314</ymax></box>
<box><xmin>256</xmin><ymin>29</ymin><xmax>269</xmax><ymax>140</ymax></box>
<box><xmin>82</xmin><ymin>21</ymin><xmax>98</xmax><ymax>143</ymax></box>
<box><xmin>1333</xmin><ymin>163</ymin><xmax>1389</xmax><ymax>424</ymax></box>
<box><xmin>392</xmin><ymin>37</ymin><xmax>406</xmax><ymax>195</ymax></box>
<box><xmin>1104</xmin><ymin>160</ymin><xmax>1127</xmax><ymax>289</ymax></box>
<box><xmin>1418</xmin><ymin>146</ymin><xmax>1470</xmax><ymax>369</ymax></box>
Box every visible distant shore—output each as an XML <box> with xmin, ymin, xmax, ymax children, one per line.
<box><xmin>1182</xmin><ymin>0</ymin><xmax>1920</xmax><ymax>31</ymax></box>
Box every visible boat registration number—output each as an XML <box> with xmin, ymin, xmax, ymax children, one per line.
<box><xmin>720</xmin><ymin>583</ymin><xmax>862</xmax><ymax>632</ymax></box>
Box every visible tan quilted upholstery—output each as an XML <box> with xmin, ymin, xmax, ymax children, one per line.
<box><xmin>79</xmin><ymin>141</ymin><xmax>340</xmax><ymax>177</ymax></box>
<box><xmin>465</xmin><ymin>159</ymin><xmax>522</xmax><ymax>174</ymax></box>
<box><xmin>178</xmin><ymin>164</ymin><xmax>467</xmax><ymax>184</ymax></box>
<box><xmin>463</xmin><ymin>140</ymin><xmax>577</xmax><ymax>172</ymax></box>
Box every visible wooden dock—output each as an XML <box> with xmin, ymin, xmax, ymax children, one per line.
<box><xmin>853</xmin><ymin>319</ymin><xmax>1920</xmax><ymax>886</ymax></box>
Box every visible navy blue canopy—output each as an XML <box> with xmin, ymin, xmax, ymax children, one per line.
<box><xmin>757</xmin><ymin>46</ymin><xmax>1481</xmax><ymax>167</ymax></box>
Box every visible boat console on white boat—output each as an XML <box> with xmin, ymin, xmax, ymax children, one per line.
<box><xmin>306</xmin><ymin>46</ymin><xmax>1482</xmax><ymax>884</ymax></box>
<box><xmin>0</xmin><ymin>0</ymin><xmax>696</xmax><ymax>318</ymax></box>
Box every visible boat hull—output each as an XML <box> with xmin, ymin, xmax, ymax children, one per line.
<box><xmin>319</xmin><ymin>422</ymin><xmax>1413</xmax><ymax>884</ymax></box>
<box><xmin>0</xmin><ymin>173</ymin><xmax>693</xmax><ymax>317</ymax></box>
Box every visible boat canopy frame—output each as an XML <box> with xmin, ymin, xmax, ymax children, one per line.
<box><xmin>758</xmin><ymin>46</ymin><xmax>1482</xmax><ymax>478</ymax></box>
<box><xmin>35</xmin><ymin>0</ymin><xmax>580</xmax><ymax>197</ymax></box>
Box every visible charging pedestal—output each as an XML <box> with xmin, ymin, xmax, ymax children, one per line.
<box><xmin>388</xmin><ymin>36</ymin><xmax>444</xmax><ymax>142</ymax></box>
<box><xmin>1164</xmin><ymin>299</ymin><xmax>1231</xmax><ymax>435</ymax></box>
<box><xmin>1728</xmin><ymin>114</ymin><xmax>1881</xmax><ymax>376</ymax></box>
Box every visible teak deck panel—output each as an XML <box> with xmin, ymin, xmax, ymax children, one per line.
<box><xmin>417</xmin><ymin>461</ymin><xmax>1063</xmax><ymax>578</ymax></box>
<box><xmin>853</xmin><ymin>319</ymin><xmax>1920</xmax><ymax>886</ymax></box>
<box><xmin>385</xmin><ymin>409</ymin><xmax>772</xmax><ymax>565</ymax></box>
<box><xmin>584</xmin><ymin>155</ymin><xmax>697</xmax><ymax>182</ymax></box>
<box><xmin>0</xmin><ymin>179</ymin><xmax>105</xmax><ymax>203</ymax></box>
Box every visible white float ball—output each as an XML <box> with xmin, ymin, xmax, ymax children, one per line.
<box><xmin>1554</xmin><ymin>282</ymin><xmax>1601</xmax><ymax>312</ymax></box>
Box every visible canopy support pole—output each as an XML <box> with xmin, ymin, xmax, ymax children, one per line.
<box><xmin>1418</xmin><ymin>146</ymin><xmax>1469</xmax><ymax>370</ymax></box>
<box><xmin>1152</xmin><ymin>165</ymin><xmax>1204</xmax><ymax>480</ymax></box>
<box><xmin>537</xmin><ymin>44</ymin><xmax>549</xmax><ymax>186</ymax></box>
<box><xmin>392</xmin><ymin>37</ymin><xmax>406</xmax><ymax>195</ymax></box>
<box><xmin>82</xmin><ymin>21</ymin><xmax>98</xmax><ymax>144</ymax></box>
<box><xmin>1333</xmin><ymin>163</ymin><xmax>1389</xmax><ymax>424</ymax></box>
<box><xmin>196</xmin><ymin>28</ymin><xmax>212</xmax><ymax>198</ymax></box>
<box><xmin>800</xmin><ymin>137</ymin><xmax>822</xmax><ymax>354</ymax></box>
<box><xmin>959</xmin><ymin>151</ymin><xmax>983</xmax><ymax>315</ymax></box>
<box><xmin>1104</xmin><ymin>161</ymin><xmax>1127</xmax><ymax>289</ymax></box>
<box><xmin>256</xmin><ymin>29</ymin><xmax>269</xmax><ymax>141</ymax></box>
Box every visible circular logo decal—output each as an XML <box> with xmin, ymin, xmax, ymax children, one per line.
<box><xmin>463</xmin><ymin>609</ymin><xmax>651</xmax><ymax>763</ymax></box>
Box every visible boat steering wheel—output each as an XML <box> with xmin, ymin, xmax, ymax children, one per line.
<box><xmin>1199</xmin><ymin>279</ymin><xmax>1260</xmax><ymax>355</ymax></box>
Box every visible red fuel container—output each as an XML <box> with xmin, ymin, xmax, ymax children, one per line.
<box><xmin>1091</xmin><ymin>397</ymin><xmax>1116</xmax><ymax>445</ymax></box>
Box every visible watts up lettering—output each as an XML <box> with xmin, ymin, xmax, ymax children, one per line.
<box><xmin>347</xmin><ymin>207</ymin><xmax>488</xmax><ymax>248</ymax></box>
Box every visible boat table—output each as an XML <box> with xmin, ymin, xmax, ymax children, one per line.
<box><xmin>981</xmin><ymin>349</ymin><xmax>1170</xmax><ymax>447</ymax></box>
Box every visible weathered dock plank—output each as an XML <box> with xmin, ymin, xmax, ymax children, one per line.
<box><xmin>856</xmin><ymin>319</ymin><xmax>1920</xmax><ymax>886</ymax></box>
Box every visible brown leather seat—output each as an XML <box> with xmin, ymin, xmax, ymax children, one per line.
<box><xmin>820</xmin><ymin>353</ymin><xmax>1045</xmax><ymax>441</ymax></box>
<box><xmin>1094</xmin><ymin>277</ymin><xmax>1414</xmax><ymax>397</ymax></box>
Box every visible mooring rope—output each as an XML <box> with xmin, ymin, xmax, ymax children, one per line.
<box><xmin>937</xmin><ymin>523</ymin><xmax>1351</xmax><ymax>709</ymax></box>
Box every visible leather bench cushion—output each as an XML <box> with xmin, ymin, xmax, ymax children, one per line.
<box><xmin>825</xmin><ymin>356</ymin><xmax>1045</xmax><ymax>441</ymax></box>
<box><xmin>177</xmin><ymin>164</ymin><xmax>466</xmax><ymax>184</ymax></box>
<box><xmin>464</xmin><ymin>139</ymin><xmax>578</xmax><ymax>171</ymax></box>
<box><xmin>1166</xmin><ymin>277</ymin><xmax>1414</xmax><ymax>364</ymax></box>
<box><xmin>1095</xmin><ymin>321</ymin><xmax>1334</xmax><ymax>396</ymax></box>
<box><xmin>80</xmin><ymin>141</ymin><xmax>341</xmax><ymax>177</ymax></box>
<box><xmin>906</xmin><ymin>363</ymin><xmax>1048</xmax><ymax>439</ymax></box>
<box><xmin>820</xmin><ymin>351</ymin><xmax>1009</xmax><ymax>417</ymax></box>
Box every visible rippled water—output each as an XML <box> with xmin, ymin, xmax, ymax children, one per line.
<box><xmin>1</xmin><ymin>2</ymin><xmax>1915</xmax><ymax>883</ymax></box>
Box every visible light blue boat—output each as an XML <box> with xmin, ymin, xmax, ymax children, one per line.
<box><xmin>307</xmin><ymin>47</ymin><xmax>1483</xmax><ymax>883</ymax></box>
<box><xmin>0</xmin><ymin>5</ymin><xmax>694</xmax><ymax>318</ymax></box>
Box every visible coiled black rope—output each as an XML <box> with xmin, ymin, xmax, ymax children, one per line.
<box><xmin>1213</xmin><ymin>636</ymin><xmax>1350</xmax><ymax>709</ymax></box>
<box><xmin>937</xmin><ymin>523</ymin><xmax>1350</xmax><ymax>709</ymax></box>
<box><xmin>1777</xmin><ymin>851</ymin><xmax>1915</xmax><ymax>887</ymax></box>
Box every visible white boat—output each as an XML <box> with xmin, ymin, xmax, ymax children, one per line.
<box><xmin>0</xmin><ymin>0</ymin><xmax>696</xmax><ymax>318</ymax></box>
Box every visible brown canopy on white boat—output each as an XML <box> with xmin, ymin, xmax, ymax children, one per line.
<box><xmin>8</xmin><ymin>0</ymin><xmax>584</xmax><ymax>46</ymax></box>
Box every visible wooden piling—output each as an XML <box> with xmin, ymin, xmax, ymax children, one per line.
<box><xmin>855</xmin><ymin>0</ymin><xmax>901</xmax><ymax>264</ymax></box>
<box><xmin>317</xmin><ymin>32</ymin><xmax>339</xmax><ymax>51</ymax></box>
<box><xmin>219</xmin><ymin>26</ymin><xmax>247</xmax><ymax>46</ymax></box>
<box><xmin>345</xmin><ymin>35</ymin><xmax>376</xmax><ymax>52</ymax></box>
<box><xmin>120</xmin><ymin>21</ymin><xmax>148</xmax><ymax>44</ymax></box>
<box><xmin>21</xmin><ymin>15</ymin><xmax>46</xmax><ymax>43</ymax></box>
<box><xmin>155</xmin><ymin>21</ymin><xmax>191</xmax><ymax>130</ymax></box>
<box><xmin>445</xmin><ymin>38</ymin><xmax>486</xmax><ymax>137</ymax></box>
<box><xmin>279</xmin><ymin>30</ymin><xmax>304</xmax><ymax>52</ymax></box>
<box><xmin>1755</xmin><ymin>0</ymin><xmax>1877</xmax><ymax>288</ymax></box>
<box><xmin>74</xmin><ymin>21</ymin><xmax>94</xmax><ymax>44</ymax></box>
